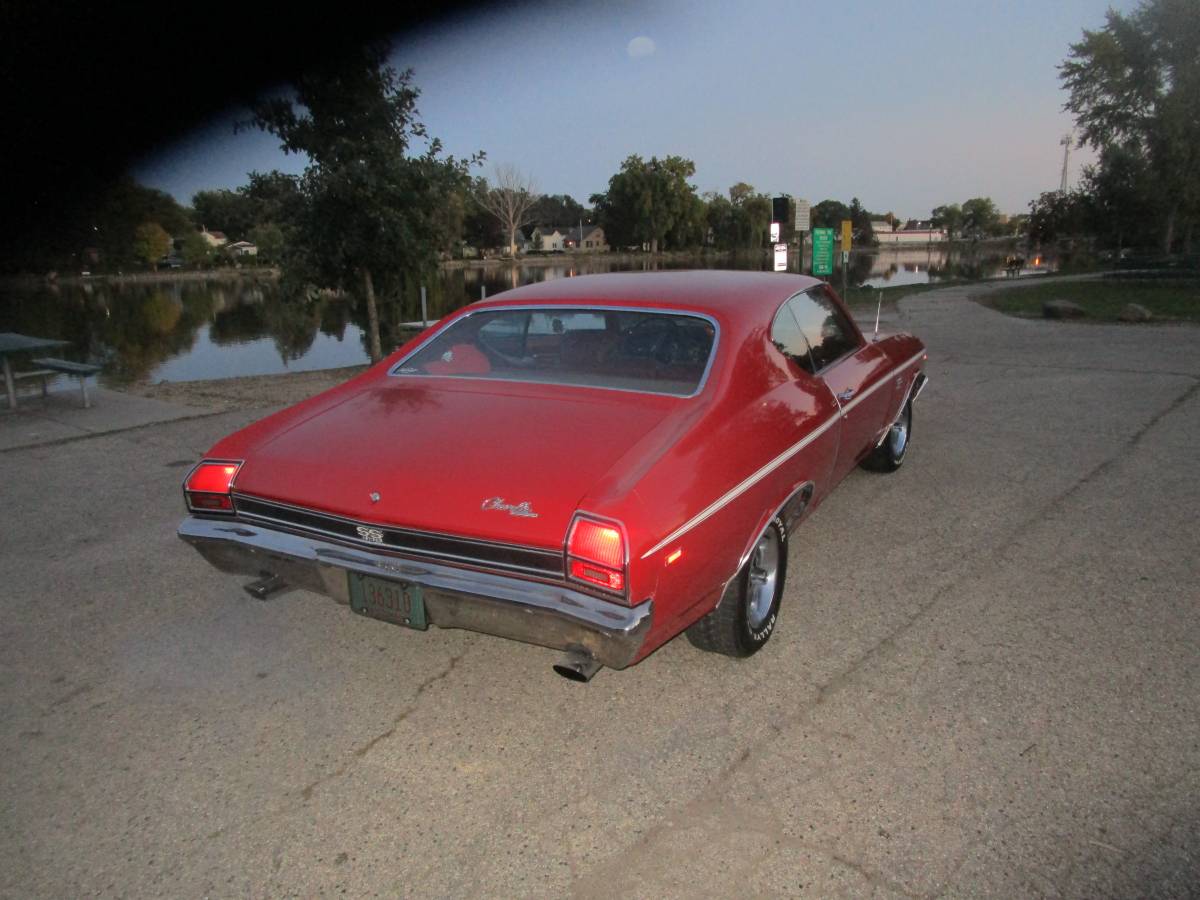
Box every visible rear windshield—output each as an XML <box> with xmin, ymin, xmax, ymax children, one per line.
<box><xmin>393</xmin><ymin>308</ymin><xmax>716</xmax><ymax>396</ymax></box>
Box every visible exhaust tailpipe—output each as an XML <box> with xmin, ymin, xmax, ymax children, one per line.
<box><xmin>243</xmin><ymin>574</ymin><xmax>288</xmax><ymax>600</ymax></box>
<box><xmin>553</xmin><ymin>650</ymin><xmax>602</xmax><ymax>683</ymax></box>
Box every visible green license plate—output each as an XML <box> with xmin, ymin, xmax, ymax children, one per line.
<box><xmin>348</xmin><ymin>572</ymin><xmax>427</xmax><ymax>630</ymax></box>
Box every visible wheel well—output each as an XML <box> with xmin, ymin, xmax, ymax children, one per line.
<box><xmin>715</xmin><ymin>481</ymin><xmax>814</xmax><ymax>612</ymax></box>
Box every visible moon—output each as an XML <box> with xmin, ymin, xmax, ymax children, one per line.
<box><xmin>627</xmin><ymin>36</ymin><xmax>656</xmax><ymax>58</ymax></box>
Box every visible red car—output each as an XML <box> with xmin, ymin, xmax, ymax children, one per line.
<box><xmin>179</xmin><ymin>272</ymin><xmax>927</xmax><ymax>681</ymax></box>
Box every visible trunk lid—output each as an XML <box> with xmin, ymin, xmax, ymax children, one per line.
<box><xmin>232</xmin><ymin>377</ymin><xmax>676</xmax><ymax>548</ymax></box>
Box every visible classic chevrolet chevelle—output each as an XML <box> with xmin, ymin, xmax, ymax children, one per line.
<box><xmin>179</xmin><ymin>271</ymin><xmax>926</xmax><ymax>680</ymax></box>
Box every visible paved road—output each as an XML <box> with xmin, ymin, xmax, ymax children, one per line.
<box><xmin>3</xmin><ymin>280</ymin><xmax>1198</xmax><ymax>897</ymax></box>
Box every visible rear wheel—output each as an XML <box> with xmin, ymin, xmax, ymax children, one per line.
<box><xmin>686</xmin><ymin>518</ymin><xmax>786</xmax><ymax>657</ymax></box>
<box><xmin>861</xmin><ymin>398</ymin><xmax>911</xmax><ymax>473</ymax></box>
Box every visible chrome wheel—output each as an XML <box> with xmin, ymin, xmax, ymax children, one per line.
<box><xmin>746</xmin><ymin>527</ymin><xmax>781</xmax><ymax>629</ymax></box>
<box><xmin>888</xmin><ymin>403</ymin><xmax>911</xmax><ymax>457</ymax></box>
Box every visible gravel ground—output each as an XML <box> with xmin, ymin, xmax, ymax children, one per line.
<box><xmin>2</xmin><ymin>277</ymin><xmax>1198</xmax><ymax>898</ymax></box>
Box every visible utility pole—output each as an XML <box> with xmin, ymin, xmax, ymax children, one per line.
<box><xmin>1059</xmin><ymin>133</ymin><xmax>1072</xmax><ymax>193</ymax></box>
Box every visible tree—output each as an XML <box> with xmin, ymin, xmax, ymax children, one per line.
<box><xmin>249</xmin><ymin>41</ymin><xmax>480</xmax><ymax>362</ymax></box>
<box><xmin>248</xmin><ymin>223</ymin><xmax>285</xmax><ymax>264</ymax></box>
<box><xmin>529</xmin><ymin>193</ymin><xmax>587</xmax><ymax>228</ymax></box>
<box><xmin>180</xmin><ymin>230</ymin><xmax>213</xmax><ymax>268</ymax></box>
<box><xmin>592</xmin><ymin>155</ymin><xmax>700</xmax><ymax>252</ymax></box>
<box><xmin>728</xmin><ymin>182</ymin><xmax>755</xmax><ymax>205</ymax></box>
<box><xmin>478</xmin><ymin>165</ymin><xmax>539</xmax><ymax>257</ymax></box>
<box><xmin>811</xmin><ymin>199</ymin><xmax>851</xmax><ymax>229</ymax></box>
<box><xmin>931</xmin><ymin>203</ymin><xmax>964</xmax><ymax>241</ymax></box>
<box><xmin>1082</xmin><ymin>142</ymin><xmax>1159</xmax><ymax>250</ymax></box>
<box><xmin>961</xmin><ymin>197</ymin><xmax>1001</xmax><ymax>238</ymax></box>
<box><xmin>132</xmin><ymin>221</ymin><xmax>171</xmax><ymax>270</ymax></box>
<box><xmin>1027</xmin><ymin>190</ymin><xmax>1092</xmax><ymax>246</ymax></box>
<box><xmin>848</xmin><ymin>198</ymin><xmax>874</xmax><ymax>245</ymax></box>
<box><xmin>1060</xmin><ymin>0</ymin><xmax>1200</xmax><ymax>252</ymax></box>
<box><xmin>192</xmin><ymin>189</ymin><xmax>255</xmax><ymax>240</ymax></box>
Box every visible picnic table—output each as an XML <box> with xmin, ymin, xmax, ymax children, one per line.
<box><xmin>0</xmin><ymin>332</ymin><xmax>70</xmax><ymax>410</ymax></box>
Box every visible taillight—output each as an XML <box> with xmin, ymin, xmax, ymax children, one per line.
<box><xmin>184</xmin><ymin>460</ymin><xmax>241</xmax><ymax>513</ymax></box>
<box><xmin>566</xmin><ymin>516</ymin><xmax>627</xmax><ymax>597</ymax></box>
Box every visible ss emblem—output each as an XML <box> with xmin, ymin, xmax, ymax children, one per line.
<box><xmin>356</xmin><ymin>525</ymin><xmax>384</xmax><ymax>544</ymax></box>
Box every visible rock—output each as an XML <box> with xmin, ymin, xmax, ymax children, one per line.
<box><xmin>1118</xmin><ymin>302</ymin><xmax>1153</xmax><ymax>323</ymax></box>
<box><xmin>1042</xmin><ymin>299</ymin><xmax>1087</xmax><ymax>319</ymax></box>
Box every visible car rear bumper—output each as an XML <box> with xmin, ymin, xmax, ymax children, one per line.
<box><xmin>178</xmin><ymin>516</ymin><xmax>652</xmax><ymax>669</ymax></box>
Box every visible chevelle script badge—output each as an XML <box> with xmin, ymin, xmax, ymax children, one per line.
<box><xmin>481</xmin><ymin>497</ymin><xmax>539</xmax><ymax>518</ymax></box>
<box><xmin>356</xmin><ymin>525</ymin><xmax>385</xmax><ymax>543</ymax></box>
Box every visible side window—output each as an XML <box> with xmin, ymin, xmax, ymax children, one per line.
<box><xmin>770</xmin><ymin>302</ymin><xmax>815</xmax><ymax>374</ymax></box>
<box><xmin>786</xmin><ymin>289</ymin><xmax>860</xmax><ymax>371</ymax></box>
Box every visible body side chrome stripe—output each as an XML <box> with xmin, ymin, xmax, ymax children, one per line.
<box><xmin>640</xmin><ymin>415</ymin><xmax>839</xmax><ymax>560</ymax></box>
<box><xmin>640</xmin><ymin>350</ymin><xmax>926</xmax><ymax>560</ymax></box>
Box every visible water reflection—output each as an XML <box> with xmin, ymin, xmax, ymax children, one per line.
<box><xmin>0</xmin><ymin>247</ymin><xmax>1052</xmax><ymax>384</ymax></box>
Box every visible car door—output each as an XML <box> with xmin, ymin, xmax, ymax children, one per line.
<box><xmin>786</xmin><ymin>288</ymin><xmax>893</xmax><ymax>482</ymax></box>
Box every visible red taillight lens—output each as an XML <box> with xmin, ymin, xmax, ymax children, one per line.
<box><xmin>570</xmin><ymin>560</ymin><xmax>625</xmax><ymax>591</ymax></box>
<box><xmin>184</xmin><ymin>461</ymin><xmax>241</xmax><ymax>513</ymax></box>
<box><xmin>567</xmin><ymin>519</ymin><xmax>625</xmax><ymax>568</ymax></box>
<box><xmin>566</xmin><ymin>516</ymin><xmax>627</xmax><ymax>597</ymax></box>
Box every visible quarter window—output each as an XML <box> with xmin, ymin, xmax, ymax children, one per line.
<box><xmin>786</xmin><ymin>288</ymin><xmax>860</xmax><ymax>371</ymax></box>
<box><xmin>770</xmin><ymin>302</ymin><xmax>815</xmax><ymax>373</ymax></box>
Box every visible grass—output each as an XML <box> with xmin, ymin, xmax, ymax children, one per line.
<box><xmin>979</xmin><ymin>277</ymin><xmax>1200</xmax><ymax>323</ymax></box>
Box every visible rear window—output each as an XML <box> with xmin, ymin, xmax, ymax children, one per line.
<box><xmin>393</xmin><ymin>308</ymin><xmax>716</xmax><ymax>396</ymax></box>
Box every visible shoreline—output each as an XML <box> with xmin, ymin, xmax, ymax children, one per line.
<box><xmin>4</xmin><ymin>239</ymin><xmax>1027</xmax><ymax>286</ymax></box>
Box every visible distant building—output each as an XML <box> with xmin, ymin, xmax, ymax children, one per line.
<box><xmin>225</xmin><ymin>240</ymin><xmax>258</xmax><ymax>257</ymax></box>
<box><xmin>564</xmin><ymin>224</ymin><xmax>608</xmax><ymax>252</ymax></box>
<box><xmin>530</xmin><ymin>227</ymin><xmax>568</xmax><ymax>252</ymax></box>
<box><xmin>876</xmin><ymin>220</ymin><xmax>948</xmax><ymax>245</ymax></box>
<box><xmin>200</xmin><ymin>228</ymin><xmax>228</xmax><ymax>248</ymax></box>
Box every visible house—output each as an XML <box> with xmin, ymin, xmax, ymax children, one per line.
<box><xmin>200</xmin><ymin>228</ymin><xmax>228</xmax><ymax>248</ymax></box>
<box><xmin>225</xmin><ymin>240</ymin><xmax>258</xmax><ymax>257</ymax></box>
<box><xmin>564</xmin><ymin>224</ymin><xmax>608</xmax><ymax>252</ymax></box>
<box><xmin>530</xmin><ymin>226</ymin><xmax>568</xmax><ymax>252</ymax></box>
<box><xmin>870</xmin><ymin>220</ymin><xmax>894</xmax><ymax>235</ymax></box>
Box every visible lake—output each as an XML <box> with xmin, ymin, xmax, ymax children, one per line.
<box><xmin>0</xmin><ymin>246</ymin><xmax>1051</xmax><ymax>385</ymax></box>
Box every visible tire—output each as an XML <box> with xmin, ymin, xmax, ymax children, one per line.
<box><xmin>686</xmin><ymin>517</ymin><xmax>787</xmax><ymax>658</ymax></box>
<box><xmin>861</xmin><ymin>398</ymin><xmax>912</xmax><ymax>473</ymax></box>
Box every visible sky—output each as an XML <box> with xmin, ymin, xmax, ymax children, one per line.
<box><xmin>134</xmin><ymin>0</ymin><xmax>1137</xmax><ymax>220</ymax></box>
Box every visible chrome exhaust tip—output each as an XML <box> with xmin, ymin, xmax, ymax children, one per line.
<box><xmin>553</xmin><ymin>649</ymin><xmax>602</xmax><ymax>682</ymax></box>
<box><xmin>243</xmin><ymin>574</ymin><xmax>288</xmax><ymax>600</ymax></box>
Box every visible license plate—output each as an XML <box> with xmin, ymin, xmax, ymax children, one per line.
<box><xmin>348</xmin><ymin>572</ymin><xmax>427</xmax><ymax>630</ymax></box>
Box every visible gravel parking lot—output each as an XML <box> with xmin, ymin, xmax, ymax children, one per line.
<box><xmin>2</xmin><ymin>278</ymin><xmax>1197</xmax><ymax>897</ymax></box>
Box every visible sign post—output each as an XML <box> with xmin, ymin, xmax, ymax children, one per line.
<box><xmin>840</xmin><ymin>220</ymin><xmax>853</xmax><ymax>297</ymax></box>
<box><xmin>812</xmin><ymin>227</ymin><xmax>834</xmax><ymax>277</ymax></box>
<box><xmin>794</xmin><ymin>199</ymin><xmax>810</xmax><ymax>273</ymax></box>
<box><xmin>773</xmin><ymin>243</ymin><xmax>788</xmax><ymax>272</ymax></box>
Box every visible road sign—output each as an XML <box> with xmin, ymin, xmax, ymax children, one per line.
<box><xmin>794</xmin><ymin>199</ymin><xmax>810</xmax><ymax>233</ymax></box>
<box><xmin>812</xmin><ymin>227</ymin><xmax>834</xmax><ymax>276</ymax></box>
<box><xmin>769</xmin><ymin>222</ymin><xmax>780</xmax><ymax>243</ymax></box>
<box><xmin>841</xmin><ymin>219</ymin><xmax>853</xmax><ymax>252</ymax></box>
<box><xmin>773</xmin><ymin>243</ymin><xmax>788</xmax><ymax>272</ymax></box>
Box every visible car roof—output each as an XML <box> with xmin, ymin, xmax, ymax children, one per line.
<box><xmin>472</xmin><ymin>270</ymin><xmax>826</xmax><ymax>322</ymax></box>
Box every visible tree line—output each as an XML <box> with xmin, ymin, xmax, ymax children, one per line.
<box><xmin>9</xmin><ymin>0</ymin><xmax>1192</xmax><ymax>359</ymax></box>
<box><xmin>1030</xmin><ymin>0</ymin><xmax>1197</xmax><ymax>255</ymax></box>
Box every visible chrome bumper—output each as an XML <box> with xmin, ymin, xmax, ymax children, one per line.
<box><xmin>178</xmin><ymin>516</ymin><xmax>652</xmax><ymax>669</ymax></box>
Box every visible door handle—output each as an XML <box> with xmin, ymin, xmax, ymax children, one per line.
<box><xmin>836</xmin><ymin>389</ymin><xmax>855</xmax><ymax>403</ymax></box>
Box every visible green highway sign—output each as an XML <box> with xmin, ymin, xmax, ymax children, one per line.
<box><xmin>812</xmin><ymin>227</ymin><xmax>835</xmax><ymax>276</ymax></box>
